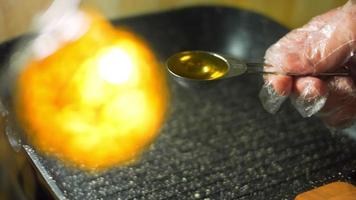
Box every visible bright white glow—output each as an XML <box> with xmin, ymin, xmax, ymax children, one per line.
<box><xmin>98</xmin><ymin>48</ymin><xmax>134</xmax><ymax>84</ymax></box>
<box><xmin>202</xmin><ymin>66</ymin><xmax>210</xmax><ymax>73</ymax></box>
<box><xmin>180</xmin><ymin>55</ymin><xmax>191</xmax><ymax>62</ymax></box>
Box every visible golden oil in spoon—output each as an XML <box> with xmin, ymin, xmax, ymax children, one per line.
<box><xmin>167</xmin><ymin>51</ymin><xmax>229</xmax><ymax>80</ymax></box>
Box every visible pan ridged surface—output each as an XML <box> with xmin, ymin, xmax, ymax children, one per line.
<box><xmin>34</xmin><ymin>78</ymin><xmax>356</xmax><ymax>200</ymax></box>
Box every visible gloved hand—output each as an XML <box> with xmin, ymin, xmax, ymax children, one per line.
<box><xmin>259</xmin><ymin>0</ymin><xmax>356</xmax><ymax>128</ymax></box>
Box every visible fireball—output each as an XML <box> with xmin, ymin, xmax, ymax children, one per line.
<box><xmin>14</xmin><ymin>11</ymin><xmax>169</xmax><ymax>170</ymax></box>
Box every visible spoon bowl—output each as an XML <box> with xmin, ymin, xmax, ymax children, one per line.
<box><xmin>166</xmin><ymin>51</ymin><xmax>247</xmax><ymax>83</ymax></box>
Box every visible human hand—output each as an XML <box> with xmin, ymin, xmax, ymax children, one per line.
<box><xmin>259</xmin><ymin>0</ymin><xmax>356</xmax><ymax>128</ymax></box>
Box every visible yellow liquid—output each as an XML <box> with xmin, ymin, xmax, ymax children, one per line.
<box><xmin>168</xmin><ymin>51</ymin><xmax>229</xmax><ymax>80</ymax></box>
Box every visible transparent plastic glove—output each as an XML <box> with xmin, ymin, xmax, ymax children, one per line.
<box><xmin>259</xmin><ymin>0</ymin><xmax>356</xmax><ymax>128</ymax></box>
<box><xmin>31</xmin><ymin>0</ymin><xmax>88</xmax><ymax>59</ymax></box>
<box><xmin>1</xmin><ymin>0</ymin><xmax>86</xmax><ymax>151</ymax></box>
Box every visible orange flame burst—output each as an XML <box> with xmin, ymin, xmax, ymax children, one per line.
<box><xmin>14</xmin><ymin>11</ymin><xmax>169</xmax><ymax>170</ymax></box>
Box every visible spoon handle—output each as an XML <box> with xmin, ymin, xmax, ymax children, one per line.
<box><xmin>245</xmin><ymin>63</ymin><xmax>350</xmax><ymax>76</ymax></box>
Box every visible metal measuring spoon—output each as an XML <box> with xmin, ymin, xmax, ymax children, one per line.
<box><xmin>166</xmin><ymin>51</ymin><xmax>349</xmax><ymax>82</ymax></box>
